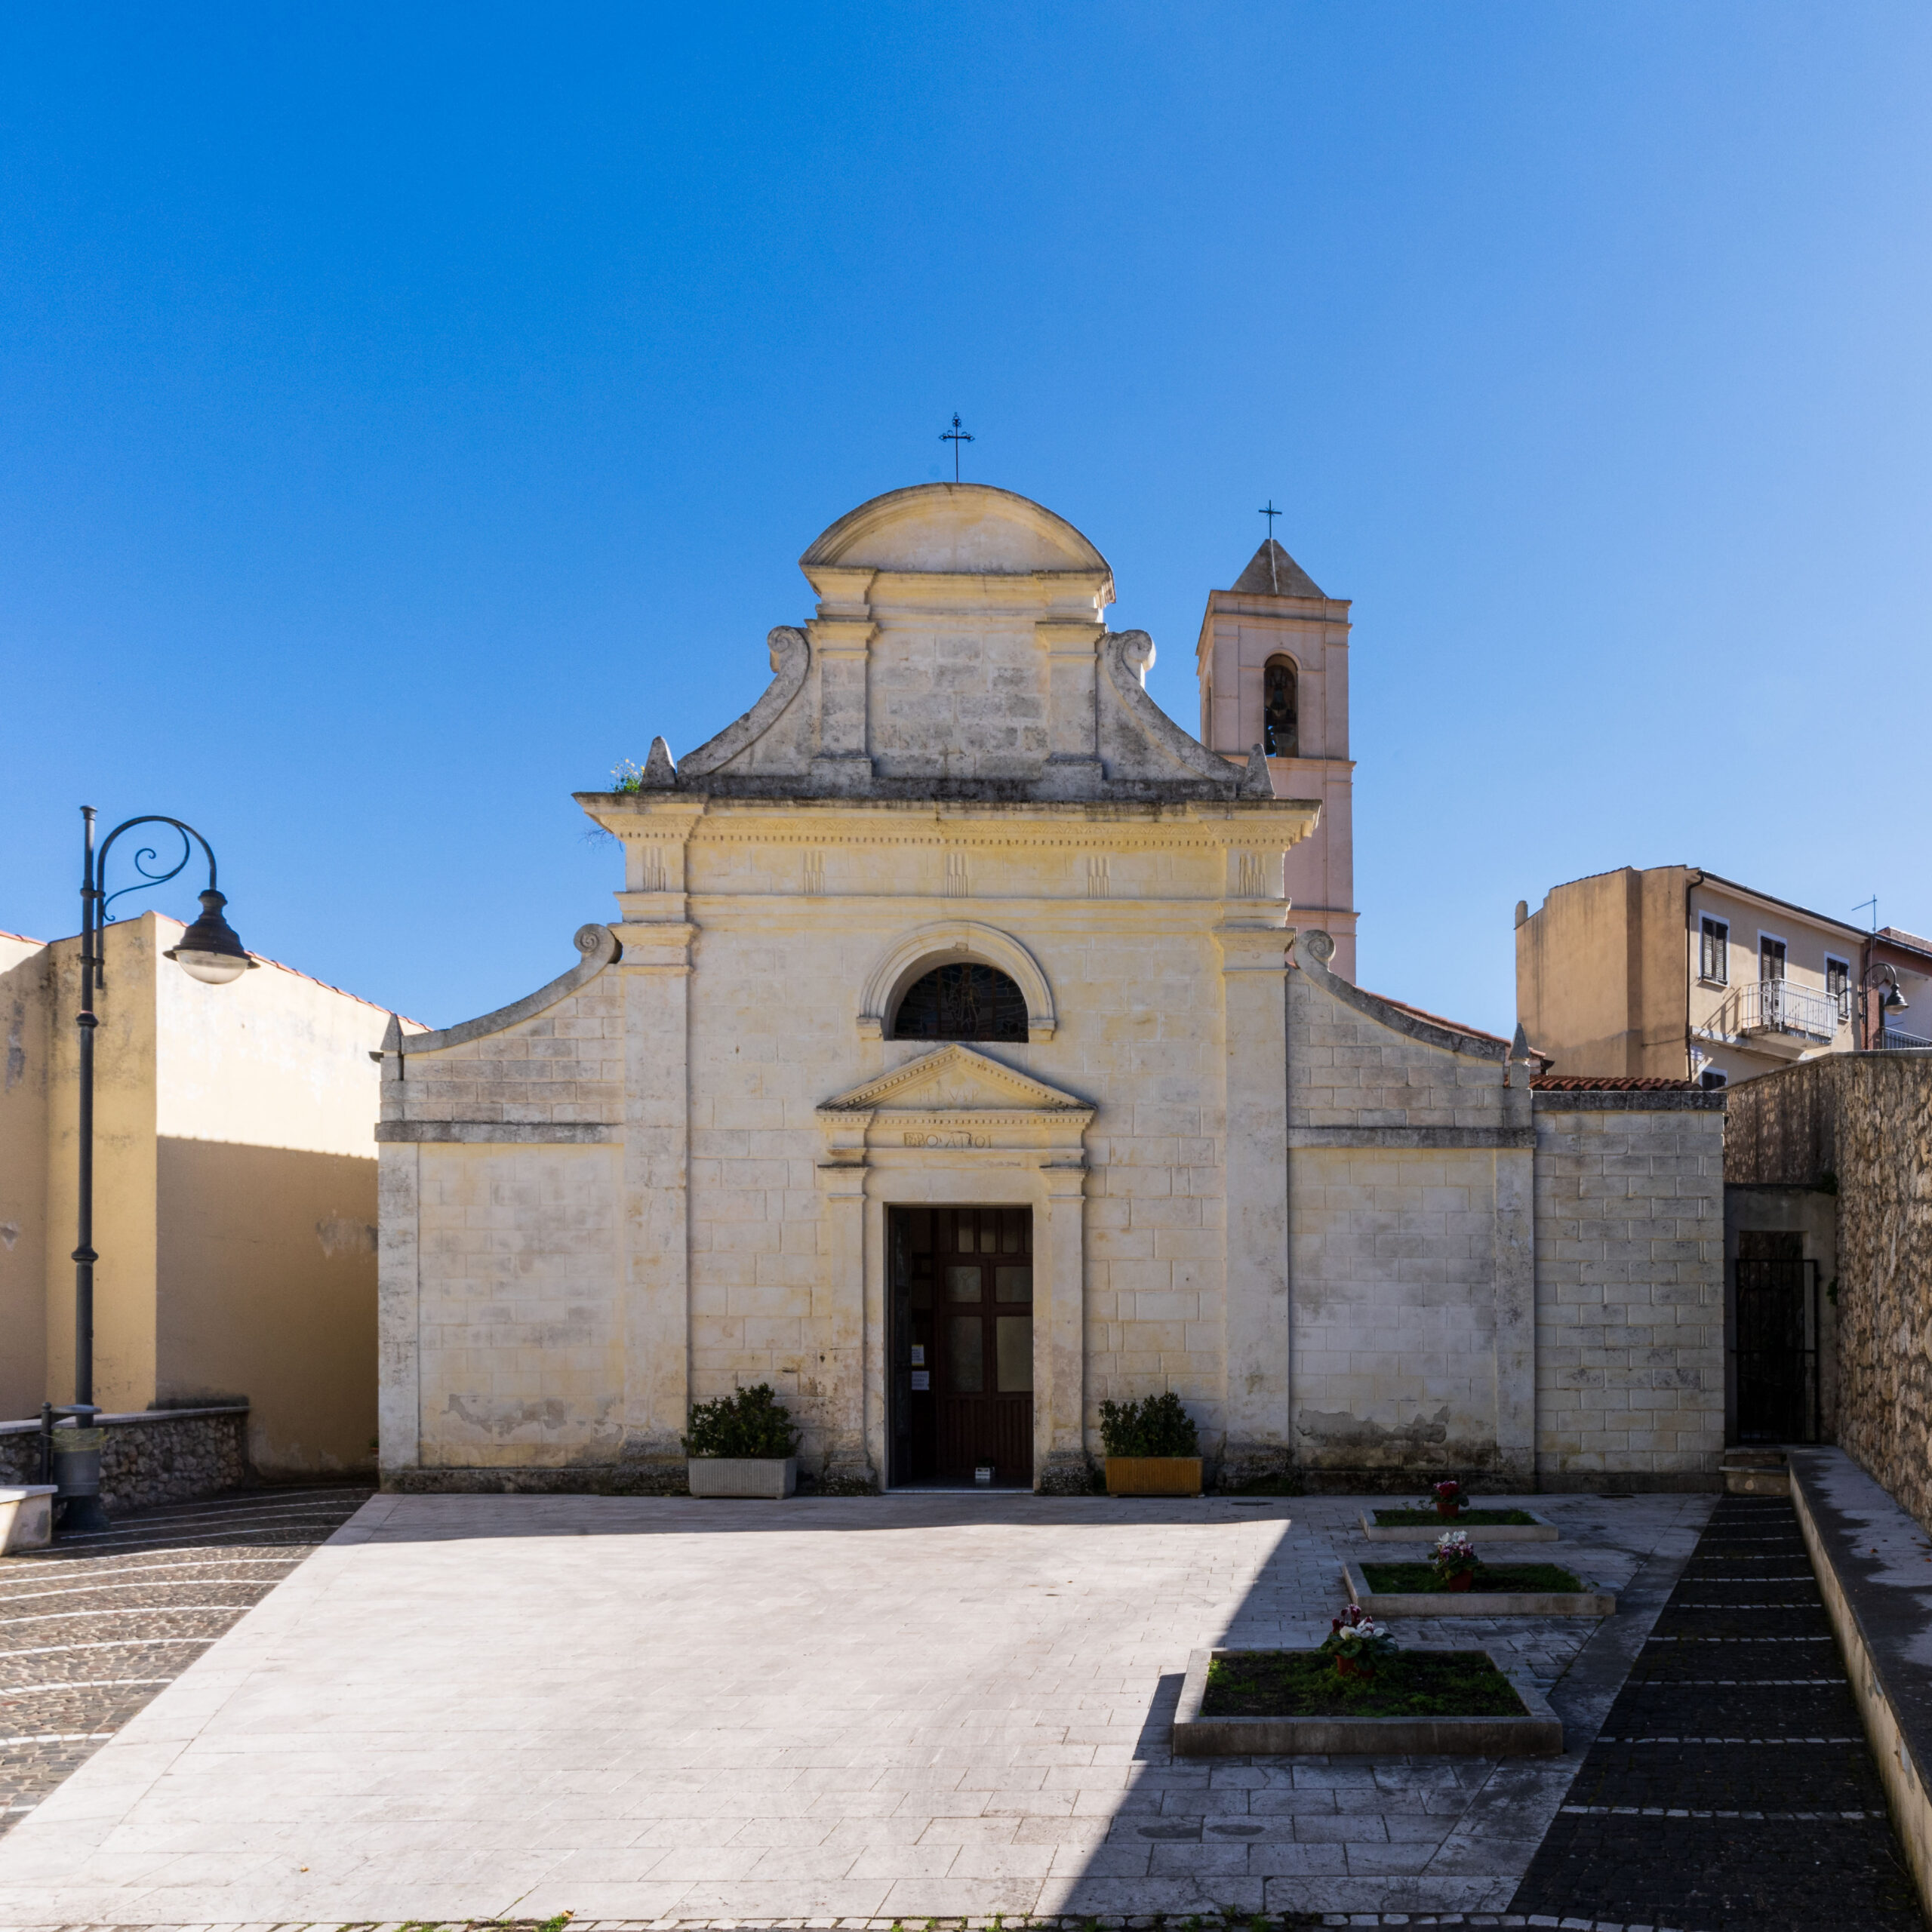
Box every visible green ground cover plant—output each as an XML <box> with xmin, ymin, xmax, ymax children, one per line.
<box><xmin>1098</xmin><ymin>1391</ymin><xmax>1199</xmax><ymax>1458</ymax></box>
<box><xmin>1201</xmin><ymin>1648</ymin><xmax>1527</xmax><ymax>1718</ymax></box>
<box><xmin>1361</xmin><ymin>1560</ymin><xmax>1584</xmax><ymax>1593</ymax></box>
<box><xmin>682</xmin><ymin>1383</ymin><xmax>801</xmax><ymax>1458</ymax></box>
<box><xmin>1372</xmin><ymin>1505</ymin><xmax>1539</xmax><ymax>1526</ymax></box>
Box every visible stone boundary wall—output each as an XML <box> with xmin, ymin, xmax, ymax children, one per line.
<box><xmin>1727</xmin><ymin>1054</ymin><xmax>1932</xmax><ymax>1531</ymax></box>
<box><xmin>1531</xmin><ymin>1089</ymin><xmax>1726</xmax><ymax>1491</ymax></box>
<box><xmin>0</xmin><ymin>1404</ymin><xmax>251</xmax><ymax>1511</ymax></box>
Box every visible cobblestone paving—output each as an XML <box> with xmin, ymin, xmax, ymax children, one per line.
<box><xmin>1510</xmin><ymin>1491</ymin><xmax>1925</xmax><ymax>1930</ymax></box>
<box><xmin>0</xmin><ymin>1484</ymin><xmax>371</xmax><ymax>1836</ymax></box>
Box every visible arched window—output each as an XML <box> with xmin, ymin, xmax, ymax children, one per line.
<box><xmin>1263</xmin><ymin>657</ymin><xmax>1297</xmax><ymax>756</ymax></box>
<box><xmin>892</xmin><ymin>961</ymin><xmax>1029</xmax><ymax>1041</ymax></box>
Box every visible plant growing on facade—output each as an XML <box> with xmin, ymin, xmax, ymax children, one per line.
<box><xmin>1320</xmin><ymin>1603</ymin><xmax>1397</xmax><ymax>1678</ymax></box>
<box><xmin>1097</xmin><ymin>1392</ymin><xmax>1199</xmax><ymax>1459</ymax></box>
<box><xmin>611</xmin><ymin>758</ymin><xmax>646</xmax><ymax>794</ymax></box>
<box><xmin>682</xmin><ymin>1383</ymin><xmax>801</xmax><ymax>1459</ymax></box>
<box><xmin>1431</xmin><ymin>1528</ymin><xmax>1478</xmax><ymax>1591</ymax></box>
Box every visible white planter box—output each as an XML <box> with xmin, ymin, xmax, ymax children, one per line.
<box><xmin>0</xmin><ymin>1485</ymin><xmax>58</xmax><ymax>1552</ymax></box>
<box><xmin>687</xmin><ymin>1456</ymin><xmax>798</xmax><ymax>1500</ymax></box>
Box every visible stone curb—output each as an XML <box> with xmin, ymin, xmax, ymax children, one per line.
<box><xmin>1342</xmin><ymin>1556</ymin><xmax>1616</xmax><ymax>1618</ymax></box>
<box><xmin>1357</xmin><ymin>1511</ymin><xmax>1559</xmax><ymax>1543</ymax></box>
<box><xmin>1789</xmin><ymin>1447</ymin><xmax>1932</xmax><ymax>1928</ymax></box>
<box><xmin>1170</xmin><ymin>1644</ymin><xmax>1564</xmax><ymax>1758</ymax></box>
<box><xmin>0</xmin><ymin>1918</ymin><xmax>1704</xmax><ymax>1931</ymax></box>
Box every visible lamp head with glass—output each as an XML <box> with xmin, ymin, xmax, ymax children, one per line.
<box><xmin>162</xmin><ymin>889</ymin><xmax>256</xmax><ymax>986</ymax></box>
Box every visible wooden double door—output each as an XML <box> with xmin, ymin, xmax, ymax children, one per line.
<box><xmin>888</xmin><ymin>1205</ymin><xmax>1033</xmax><ymax>1487</ymax></box>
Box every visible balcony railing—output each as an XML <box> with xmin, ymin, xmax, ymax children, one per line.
<box><xmin>1881</xmin><ymin>1026</ymin><xmax>1932</xmax><ymax>1051</ymax></box>
<box><xmin>1702</xmin><ymin>977</ymin><xmax>1845</xmax><ymax>1047</ymax></box>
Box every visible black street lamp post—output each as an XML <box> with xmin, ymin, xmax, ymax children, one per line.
<box><xmin>56</xmin><ymin>808</ymin><xmax>253</xmax><ymax>1533</ymax></box>
<box><xmin>1860</xmin><ymin>961</ymin><xmax>1908</xmax><ymax>1053</ymax></box>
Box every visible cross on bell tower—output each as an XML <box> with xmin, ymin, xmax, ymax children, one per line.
<box><xmin>1257</xmin><ymin>500</ymin><xmax>1283</xmax><ymax>591</ymax></box>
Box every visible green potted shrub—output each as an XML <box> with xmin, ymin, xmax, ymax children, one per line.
<box><xmin>683</xmin><ymin>1383</ymin><xmax>801</xmax><ymax>1499</ymax></box>
<box><xmin>1099</xmin><ymin>1392</ymin><xmax>1202</xmax><ymax>1497</ymax></box>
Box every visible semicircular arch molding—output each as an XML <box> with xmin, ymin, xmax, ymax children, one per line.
<box><xmin>857</xmin><ymin>920</ymin><xmax>1057</xmax><ymax>1042</ymax></box>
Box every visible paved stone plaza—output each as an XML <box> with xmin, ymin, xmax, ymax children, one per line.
<box><xmin>0</xmin><ymin>1489</ymin><xmax>1714</xmax><ymax>1924</ymax></box>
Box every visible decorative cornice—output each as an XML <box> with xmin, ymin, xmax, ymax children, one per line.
<box><xmin>1290</xmin><ymin>1126</ymin><xmax>1537</xmax><ymax>1150</ymax></box>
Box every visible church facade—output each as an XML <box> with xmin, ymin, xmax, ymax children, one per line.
<box><xmin>376</xmin><ymin>483</ymin><xmax>1727</xmax><ymax>1494</ymax></box>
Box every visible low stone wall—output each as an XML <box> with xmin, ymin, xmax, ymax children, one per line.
<box><xmin>0</xmin><ymin>1405</ymin><xmax>251</xmax><ymax>1512</ymax></box>
<box><xmin>1790</xmin><ymin>1448</ymin><xmax>1932</xmax><ymax>1927</ymax></box>
<box><xmin>1728</xmin><ymin>1054</ymin><xmax>1932</xmax><ymax>1531</ymax></box>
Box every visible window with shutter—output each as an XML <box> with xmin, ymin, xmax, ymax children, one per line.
<box><xmin>1700</xmin><ymin>917</ymin><xmax>1729</xmax><ymax>984</ymax></box>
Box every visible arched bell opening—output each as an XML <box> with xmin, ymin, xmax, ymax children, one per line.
<box><xmin>1262</xmin><ymin>654</ymin><xmax>1298</xmax><ymax>757</ymax></box>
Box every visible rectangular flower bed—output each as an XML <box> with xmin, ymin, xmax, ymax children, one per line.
<box><xmin>1360</xmin><ymin>1506</ymin><xmax>1558</xmax><ymax>1543</ymax></box>
<box><xmin>1171</xmin><ymin>1645</ymin><xmax>1562</xmax><ymax>1757</ymax></box>
<box><xmin>1343</xmin><ymin>1555</ymin><xmax>1614</xmax><ymax>1617</ymax></box>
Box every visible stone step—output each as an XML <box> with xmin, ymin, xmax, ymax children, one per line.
<box><xmin>1723</xmin><ymin>1447</ymin><xmax>1792</xmax><ymax>1494</ymax></box>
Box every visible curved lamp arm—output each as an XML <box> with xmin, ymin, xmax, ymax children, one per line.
<box><xmin>90</xmin><ymin>813</ymin><xmax>252</xmax><ymax>986</ymax></box>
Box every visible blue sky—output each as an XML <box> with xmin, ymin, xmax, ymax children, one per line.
<box><xmin>2</xmin><ymin>5</ymin><xmax>1927</xmax><ymax>1031</ymax></box>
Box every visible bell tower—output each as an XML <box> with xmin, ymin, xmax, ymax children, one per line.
<box><xmin>1195</xmin><ymin>537</ymin><xmax>1357</xmax><ymax>980</ymax></box>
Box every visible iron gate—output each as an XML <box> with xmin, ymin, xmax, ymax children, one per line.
<box><xmin>1734</xmin><ymin>1257</ymin><xmax>1819</xmax><ymax>1443</ymax></box>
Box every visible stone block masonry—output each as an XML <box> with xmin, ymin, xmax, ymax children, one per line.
<box><xmin>0</xmin><ymin>1405</ymin><xmax>250</xmax><ymax>1512</ymax></box>
<box><xmin>1532</xmin><ymin>1093</ymin><xmax>1726</xmax><ymax>1491</ymax></box>
<box><xmin>1726</xmin><ymin>1052</ymin><xmax>1932</xmax><ymax>1533</ymax></box>
<box><xmin>1289</xmin><ymin>940</ymin><xmax>1723</xmax><ymax>1492</ymax></box>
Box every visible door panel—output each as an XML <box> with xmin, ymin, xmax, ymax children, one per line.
<box><xmin>890</xmin><ymin>1205</ymin><xmax>1032</xmax><ymax>1484</ymax></box>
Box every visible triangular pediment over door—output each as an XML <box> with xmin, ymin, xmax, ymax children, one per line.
<box><xmin>816</xmin><ymin>1044</ymin><xmax>1094</xmax><ymax>1165</ymax></box>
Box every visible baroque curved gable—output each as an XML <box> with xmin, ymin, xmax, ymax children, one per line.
<box><xmin>598</xmin><ymin>481</ymin><xmax>1305</xmax><ymax>813</ymax></box>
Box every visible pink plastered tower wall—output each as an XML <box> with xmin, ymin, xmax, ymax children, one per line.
<box><xmin>1194</xmin><ymin>538</ymin><xmax>1357</xmax><ymax>980</ymax></box>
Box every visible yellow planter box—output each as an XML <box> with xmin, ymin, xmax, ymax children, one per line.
<box><xmin>1106</xmin><ymin>1456</ymin><xmax>1203</xmax><ymax>1497</ymax></box>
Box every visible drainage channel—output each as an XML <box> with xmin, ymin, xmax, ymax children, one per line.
<box><xmin>1511</xmin><ymin>1491</ymin><xmax>1925</xmax><ymax>1929</ymax></box>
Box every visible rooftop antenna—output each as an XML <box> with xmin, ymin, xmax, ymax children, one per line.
<box><xmin>1257</xmin><ymin>499</ymin><xmax>1281</xmax><ymax>591</ymax></box>
<box><xmin>1854</xmin><ymin>894</ymin><xmax>1878</xmax><ymax>933</ymax></box>
<box><xmin>940</xmin><ymin>413</ymin><xmax>974</xmax><ymax>484</ymax></box>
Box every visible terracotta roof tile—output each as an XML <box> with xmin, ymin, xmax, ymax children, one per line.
<box><xmin>1359</xmin><ymin>988</ymin><xmax>1510</xmax><ymax>1047</ymax></box>
<box><xmin>1878</xmin><ymin>925</ymin><xmax>1932</xmax><ymax>958</ymax></box>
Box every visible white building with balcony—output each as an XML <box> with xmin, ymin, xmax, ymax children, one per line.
<box><xmin>1517</xmin><ymin>865</ymin><xmax>1872</xmax><ymax>1089</ymax></box>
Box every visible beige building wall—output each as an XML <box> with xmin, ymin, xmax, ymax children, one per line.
<box><xmin>1518</xmin><ymin>865</ymin><xmax>1862</xmax><ymax>1086</ymax></box>
<box><xmin>0</xmin><ymin>912</ymin><xmax>408</xmax><ymax>1475</ymax></box>
<box><xmin>0</xmin><ymin>932</ymin><xmax>51</xmax><ymax>1420</ymax></box>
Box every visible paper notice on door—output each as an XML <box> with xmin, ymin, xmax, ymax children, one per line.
<box><xmin>910</xmin><ymin>1345</ymin><xmax>925</xmax><ymax>1366</ymax></box>
<box><xmin>910</xmin><ymin>1370</ymin><xmax>930</xmax><ymax>1391</ymax></box>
